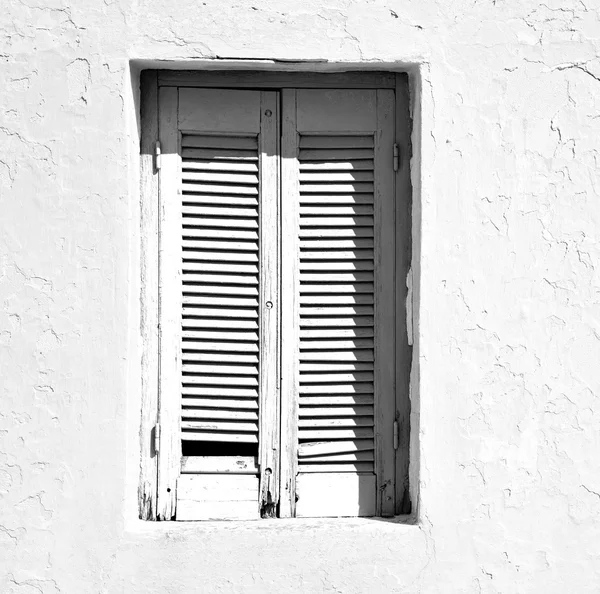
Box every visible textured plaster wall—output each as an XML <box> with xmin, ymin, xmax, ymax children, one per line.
<box><xmin>1</xmin><ymin>0</ymin><xmax>600</xmax><ymax>592</ymax></box>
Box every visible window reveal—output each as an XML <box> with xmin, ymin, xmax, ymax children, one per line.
<box><xmin>147</xmin><ymin>77</ymin><xmax>410</xmax><ymax>521</ymax></box>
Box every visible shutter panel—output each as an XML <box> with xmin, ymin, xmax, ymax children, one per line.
<box><xmin>158</xmin><ymin>89</ymin><xmax>279</xmax><ymax>521</ymax></box>
<box><xmin>281</xmin><ymin>90</ymin><xmax>396</xmax><ymax>518</ymax></box>
<box><xmin>180</xmin><ymin>133</ymin><xmax>261</xmax><ymax>448</ymax></box>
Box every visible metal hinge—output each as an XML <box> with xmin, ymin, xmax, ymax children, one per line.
<box><xmin>155</xmin><ymin>140</ymin><xmax>161</xmax><ymax>171</ymax></box>
<box><xmin>154</xmin><ymin>423</ymin><xmax>161</xmax><ymax>453</ymax></box>
<box><xmin>393</xmin><ymin>420</ymin><xmax>399</xmax><ymax>450</ymax></box>
<box><xmin>393</xmin><ymin>143</ymin><xmax>399</xmax><ymax>172</ymax></box>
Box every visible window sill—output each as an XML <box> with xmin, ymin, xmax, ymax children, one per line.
<box><xmin>127</xmin><ymin>514</ymin><xmax>417</xmax><ymax>536</ymax></box>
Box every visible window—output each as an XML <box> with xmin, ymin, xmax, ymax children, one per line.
<box><xmin>140</xmin><ymin>71</ymin><xmax>412</xmax><ymax>521</ymax></box>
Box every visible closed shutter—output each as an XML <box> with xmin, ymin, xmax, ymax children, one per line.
<box><xmin>157</xmin><ymin>88</ymin><xmax>279</xmax><ymax>520</ymax></box>
<box><xmin>281</xmin><ymin>90</ymin><xmax>396</xmax><ymax>517</ymax></box>
<box><xmin>155</xmin><ymin>82</ymin><xmax>401</xmax><ymax>521</ymax></box>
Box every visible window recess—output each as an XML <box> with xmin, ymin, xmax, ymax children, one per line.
<box><xmin>141</xmin><ymin>72</ymin><xmax>412</xmax><ymax>521</ymax></box>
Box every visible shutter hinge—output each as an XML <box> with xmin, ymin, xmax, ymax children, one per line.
<box><xmin>393</xmin><ymin>143</ymin><xmax>399</xmax><ymax>172</ymax></box>
<box><xmin>155</xmin><ymin>140</ymin><xmax>161</xmax><ymax>171</ymax></box>
<box><xmin>393</xmin><ymin>420</ymin><xmax>399</xmax><ymax>450</ymax></box>
<box><xmin>154</xmin><ymin>423</ymin><xmax>160</xmax><ymax>453</ymax></box>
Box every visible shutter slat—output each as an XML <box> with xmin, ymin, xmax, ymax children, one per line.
<box><xmin>300</xmin><ymin>194</ymin><xmax>373</xmax><ymax>204</ymax></box>
<box><xmin>182</xmin><ymin>160</ymin><xmax>258</xmax><ymax>172</ymax></box>
<box><xmin>299</xmin><ymin>171</ymin><xmax>374</xmax><ymax>182</ymax></box>
<box><xmin>300</xmin><ymin>316</ymin><xmax>374</xmax><ymax>327</ymax></box>
<box><xmin>299</xmin><ymin>351</ymin><xmax>374</xmax><ymax>362</ymax></box>
<box><xmin>298</xmin><ymin>463</ymin><xmax>373</xmax><ymax>473</ymax></box>
<box><xmin>182</xmin><ymin>183</ymin><xmax>258</xmax><ymax>196</ymax></box>
<box><xmin>298</xmin><ymin>451</ymin><xmax>374</xmax><ymax>462</ymax></box>
<box><xmin>182</xmin><ymin>239</ymin><xmax>258</xmax><ymax>252</ymax></box>
<box><xmin>182</xmin><ymin>409</ymin><xmax>258</xmax><ymax>421</ymax></box>
<box><xmin>299</xmin><ymin>148</ymin><xmax>373</xmax><ymax>161</ymax></box>
<box><xmin>182</xmin><ymin>386</ymin><xmax>258</xmax><ymax>398</ymax></box>
<box><xmin>300</xmin><ymin>216</ymin><xmax>374</xmax><ymax>227</ymax></box>
<box><xmin>181</xmin><ymin>341</ymin><xmax>259</xmax><ymax>352</ymax></box>
<box><xmin>300</xmin><ymin>182</ymin><xmax>374</xmax><ymax>194</ymax></box>
<box><xmin>298</xmin><ymin>439</ymin><xmax>374</xmax><ymax>457</ymax></box>
<box><xmin>182</xmin><ymin>171</ymin><xmax>259</xmax><ymax>184</ymax></box>
<box><xmin>183</xmin><ymin>318</ymin><xmax>258</xmax><ymax>330</ymax></box>
<box><xmin>182</xmin><ymin>375</ymin><xmax>258</xmax><ymax>387</ymax></box>
<box><xmin>183</xmin><ymin>261</ymin><xmax>259</xmax><ymax>273</ymax></box>
<box><xmin>182</xmin><ymin>205</ymin><xmax>259</xmax><ymax>218</ymax></box>
<box><xmin>183</xmin><ymin>217</ymin><xmax>258</xmax><ymax>229</ymax></box>
<box><xmin>298</xmin><ymin>428</ymin><xmax>374</xmax><ymax>440</ymax></box>
<box><xmin>299</xmin><ymin>160</ymin><xmax>374</xmax><ymax>171</ymax></box>
<box><xmin>182</xmin><ymin>148</ymin><xmax>258</xmax><ymax>161</ymax></box>
<box><xmin>179</xmin><ymin>134</ymin><xmax>261</xmax><ymax>455</ymax></box>
<box><xmin>182</xmin><ymin>421</ymin><xmax>258</xmax><ymax>432</ymax></box>
<box><xmin>300</xmin><ymin>205</ymin><xmax>374</xmax><ymax>216</ymax></box>
<box><xmin>182</xmin><ymin>362</ymin><xmax>257</xmax><ymax>374</ymax></box>
<box><xmin>182</xmin><ymin>295</ymin><xmax>258</xmax><ymax>307</ymax></box>
<box><xmin>299</xmin><ymin>136</ymin><xmax>374</xmax><ymax>149</ymax></box>
<box><xmin>299</xmin><ymin>405</ymin><xmax>374</xmax><ymax>416</ymax></box>
<box><xmin>182</xmin><ymin>195</ymin><xmax>258</xmax><ymax>207</ymax></box>
<box><xmin>294</xmin><ymin>133</ymin><xmax>377</xmax><ymax>484</ymax></box>
<box><xmin>182</xmin><ymin>285</ymin><xmax>258</xmax><ymax>297</ymax></box>
<box><xmin>183</xmin><ymin>274</ymin><xmax>258</xmax><ymax>286</ymax></box>
<box><xmin>300</xmin><ymin>272</ymin><xmax>374</xmax><ymax>282</ymax></box>
<box><xmin>182</xmin><ymin>307</ymin><xmax>258</xmax><ymax>319</ymax></box>
<box><xmin>182</xmin><ymin>397</ymin><xmax>259</xmax><ymax>410</ymax></box>
<box><xmin>298</xmin><ymin>417</ymin><xmax>374</xmax><ymax>428</ymax></box>
<box><xmin>181</xmin><ymin>431</ymin><xmax>258</xmax><ymax>443</ymax></box>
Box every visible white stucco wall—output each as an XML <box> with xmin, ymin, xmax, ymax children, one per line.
<box><xmin>2</xmin><ymin>1</ymin><xmax>600</xmax><ymax>592</ymax></box>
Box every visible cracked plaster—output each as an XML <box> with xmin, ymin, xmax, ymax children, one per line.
<box><xmin>1</xmin><ymin>0</ymin><xmax>600</xmax><ymax>592</ymax></box>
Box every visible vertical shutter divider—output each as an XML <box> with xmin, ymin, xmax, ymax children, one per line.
<box><xmin>279</xmin><ymin>89</ymin><xmax>300</xmax><ymax>518</ymax></box>
<box><xmin>157</xmin><ymin>86</ymin><xmax>182</xmax><ymax>520</ymax></box>
<box><xmin>258</xmin><ymin>91</ymin><xmax>281</xmax><ymax>516</ymax></box>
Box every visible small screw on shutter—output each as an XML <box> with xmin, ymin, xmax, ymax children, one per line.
<box><xmin>393</xmin><ymin>420</ymin><xmax>399</xmax><ymax>450</ymax></box>
<box><xmin>393</xmin><ymin>143</ymin><xmax>399</xmax><ymax>172</ymax></box>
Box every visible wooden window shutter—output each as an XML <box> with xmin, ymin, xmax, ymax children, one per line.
<box><xmin>157</xmin><ymin>88</ymin><xmax>279</xmax><ymax>520</ymax></box>
<box><xmin>280</xmin><ymin>90</ymin><xmax>396</xmax><ymax>517</ymax></box>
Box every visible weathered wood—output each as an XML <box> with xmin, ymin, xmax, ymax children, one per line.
<box><xmin>257</xmin><ymin>90</ymin><xmax>281</xmax><ymax>518</ymax></box>
<box><xmin>375</xmin><ymin>88</ymin><xmax>397</xmax><ymax>517</ymax></box>
<box><xmin>181</xmin><ymin>456</ymin><xmax>259</xmax><ymax>474</ymax></box>
<box><xmin>298</xmin><ymin>462</ymin><xmax>373</xmax><ymax>473</ymax></box>
<box><xmin>177</xmin><ymin>475</ymin><xmax>259</xmax><ymax>520</ymax></box>
<box><xmin>298</xmin><ymin>439</ymin><xmax>374</xmax><ymax>457</ymax></box>
<box><xmin>157</xmin><ymin>85</ymin><xmax>181</xmax><ymax>520</ymax></box>
<box><xmin>395</xmin><ymin>72</ymin><xmax>413</xmax><ymax>516</ymax></box>
<box><xmin>158</xmin><ymin>70</ymin><xmax>396</xmax><ymax>89</ymax></box>
<box><xmin>139</xmin><ymin>69</ymin><xmax>159</xmax><ymax>520</ymax></box>
<box><xmin>279</xmin><ymin>89</ymin><xmax>299</xmax><ymax>518</ymax></box>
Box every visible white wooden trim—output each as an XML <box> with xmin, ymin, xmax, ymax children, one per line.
<box><xmin>157</xmin><ymin>86</ymin><xmax>182</xmax><ymax>520</ymax></box>
<box><xmin>279</xmin><ymin>89</ymin><xmax>300</xmax><ymax>518</ymax></box>
<box><xmin>258</xmin><ymin>91</ymin><xmax>281</xmax><ymax>517</ymax></box>
<box><xmin>139</xmin><ymin>70</ymin><xmax>159</xmax><ymax>520</ymax></box>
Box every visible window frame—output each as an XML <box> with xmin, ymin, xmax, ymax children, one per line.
<box><xmin>138</xmin><ymin>69</ymin><xmax>413</xmax><ymax>520</ymax></box>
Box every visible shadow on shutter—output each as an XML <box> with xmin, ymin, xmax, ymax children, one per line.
<box><xmin>295</xmin><ymin>134</ymin><xmax>378</xmax><ymax>517</ymax></box>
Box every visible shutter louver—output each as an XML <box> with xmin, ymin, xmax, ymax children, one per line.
<box><xmin>296</xmin><ymin>135</ymin><xmax>376</xmax><ymax>477</ymax></box>
<box><xmin>180</xmin><ymin>134</ymin><xmax>261</xmax><ymax>450</ymax></box>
